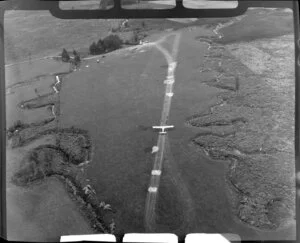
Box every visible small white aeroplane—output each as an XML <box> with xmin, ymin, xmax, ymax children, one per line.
<box><xmin>152</xmin><ymin>125</ymin><xmax>174</xmax><ymax>134</ymax></box>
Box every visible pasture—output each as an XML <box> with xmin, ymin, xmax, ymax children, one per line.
<box><xmin>5</xmin><ymin>4</ymin><xmax>296</xmax><ymax>241</ymax></box>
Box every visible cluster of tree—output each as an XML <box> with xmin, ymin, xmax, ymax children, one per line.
<box><xmin>61</xmin><ymin>48</ymin><xmax>70</xmax><ymax>62</ymax></box>
<box><xmin>89</xmin><ymin>39</ymin><xmax>105</xmax><ymax>55</ymax></box>
<box><xmin>89</xmin><ymin>35</ymin><xmax>123</xmax><ymax>55</ymax></box>
<box><xmin>73</xmin><ymin>50</ymin><xmax>81</xmax><ymax>67</ymax></box>
<box><xmin>61</xmin><ymin>48</ymin><xmax>81</xmax><ymax>68</ymax></box>
<box><xmin>61</xmin><ymin>34</ymin><xmax>124</xmax><ymax>62</ymax></box>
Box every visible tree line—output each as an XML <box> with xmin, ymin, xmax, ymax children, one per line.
<box><xmin>61</xmin><ymin>49</ymin><xmax>81</xmax><ymax>68</ymax></box>
<box><xmin>61</xmin><ymin>34</ymin><xmax>123</xmax><ymax>65</ymax></box>
<box><xmin>89</xmin><ymin>34</ymin><xmax>123</xmax><ymax>55</ymax></box>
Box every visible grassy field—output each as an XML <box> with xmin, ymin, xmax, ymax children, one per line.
<box><xmin>5</xmin><ymin>59</ymin><xmax>70</xmax><ymax>87</ymax></box>
<box><xmin>4</xmin><ymin>1</ymin><xmax>176</xmax><ymax>64</ymax></box>
<box><xmin>4</xmin><ymin>10</ymin><xmax>123</xmax><ymax>64</ymax></box>
<box><xmin>4</xmin><ymin>1</ymin><xmax>257</xmax><ymax>65</ymax></box>
<box><xmin>216</xmin><ymin>8</ymin><xmax>293</xmax><ymax>44</ymax></box>
<box><xmin>5</xmin><ymin>4</ymin><xmax>296</xmax><ymax>241</ymax></box>
<box><xmin>59</xmin><ymin>47</ymin><xmax>166</xmax><ymax>234</ymax></box>
<box><xmin>58</xmin><ymin>24</ymin><xmax>264</xmax><ymax>239</ymax></box>
<box><xmin>7</xmin><ymin>176</ymin><xmax>94</xmax><ymax>241</ymax></box>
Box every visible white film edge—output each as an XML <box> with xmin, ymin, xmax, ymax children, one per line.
<box><xmin>60</xmin><ymin>233</ymin><xmax>241</xmax><ymax>242</ymax></box>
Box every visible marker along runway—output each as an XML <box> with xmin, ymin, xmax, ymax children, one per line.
<box><xmin>144</xmin><ymin>32</ymin><xmax>182</xmax><ymax>232</ymax></box>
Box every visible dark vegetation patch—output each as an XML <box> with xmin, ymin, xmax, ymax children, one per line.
<box><xmin>102</xmin><ymin>34</ymin><xmax>123</xmax><ymax>51</ymax></box>
<box><xmin>187</xmin><ymin>23</ymin><xmax>295</xmax><ymax>230</ymax></box>
<box><xmin>56</xmin><ymin>127</ymin><xmax>92</xmax><ymax>165</ymax></box>
<box><xmin>12</xmin><ymin>145</ymin><xmax>69</xmax><ymax>186</ymax></box>
<box><xmin>190</xmin><ymin>127</ymin><xmax>236</xmax><ymax>140</ymax></box>
<box><xmin>11</xmin><ymin>143</ymin><xmax>114</xmax><ymax>234</ymax></box>
<box><xmin>197</xmin><ymin>47</ymin><xmax>241</xmax><ymax>93</ymax></box>
<box><xmin>7</xmin><ymin>121</ymin><xmax>92</xmax><ymax>170</ymax></box>
<box><xmin>190</xmin><ymin>117</ymin><xmax>247</xmax><ymax>128</ymax></box>
<box><xmin>192</xmin><ymin>127</ymin><xmax>292</xmax><ymax>157</ymax></box>
<box><xmin>8</xmin><ymin>124</ymin><xmax>91</xmax><ymax>155</ymax></box>
<box><xmin>191</xmin><ymin>136</ymin><xmax>240</xmax><ymax>162</ymax></box>
<box><xmin>9</xmin><ymin>117</ymin><xmax>116</xmax><ymax>233</ymax></box>
<box><xmin>62</xmin><ymin>174</ymin><xmax>111</xmax><ymax>234</ymax></box>
<box><xmin>187</xmin><ymin>105</ymin><xmax>259</xmax><ymax>130</ymax></box>
<box><xmin>228</xmin><ymin>153</ymin><xmax>295</xmax><ymax>229</ymax></box>
<box><xmin>192</xmin><ymin>134</ymin><xmax>295</xmax><ymax>230</ymax></box>
<box><xmin>88</xmin><ymin>35</ymin><xmax>123</xmax><ymax>55</ymax></box>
